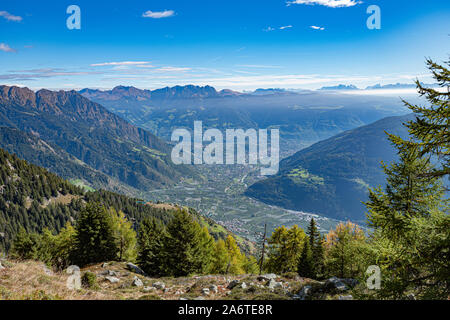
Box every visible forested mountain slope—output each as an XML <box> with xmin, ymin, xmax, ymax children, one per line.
<box><xmin>0</xmin><ymin>148</ymin><xmax>226</xmax><ymax>252</ymax></box>
<box><xmin>246</xmin><ymin>114</ymin><xmax>416</xmax><ymax>221</ymax></box>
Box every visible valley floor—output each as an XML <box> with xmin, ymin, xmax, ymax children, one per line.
<box><xmin>145</xmin><ymin>164</ymin><xmax>342</xmax><ymax>242</ymax></box>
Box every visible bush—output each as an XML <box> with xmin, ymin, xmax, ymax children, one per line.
<box><xmin>81</xmin><ymin>272</ymin><xmax>99</xmax><ymax>290</ymax></box>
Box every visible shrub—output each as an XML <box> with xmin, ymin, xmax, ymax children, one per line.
<box><xmin>81</xmin><ymin>272</ymin><xmax>99</xmax><ymax>290</ymax></box>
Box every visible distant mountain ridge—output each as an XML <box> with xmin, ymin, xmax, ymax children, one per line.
<box><xmin>251</xmin><ymin>88</ymin><xmax>288</xmax><ymax>95</ymax></box>
<box><xmin>320</xmin><ymin>82</ymin><xmax>435</xmax><ymax>91</ymax></box>
<box><xmin>320</xmin><ymin>84</ymin><xmax>359</xmax><ymax>91</ymax></box>
<box><xmin>80</xmin><ymin>84</ymin><xmax>410</xmax><ymax>156</ymax></box>
<box><xmin>80</xmin><ymin>85</ymin><xmax>243</xmax><ymax>102</ymax></box>
<box><xmin>0</xmin><ymin>85</ymin><xmax>195</xmax><ymax>191</ymax></box>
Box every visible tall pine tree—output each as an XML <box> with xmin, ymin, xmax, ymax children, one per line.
<box><xmin>393</xmin><ymin>58</ymin><xmax>449</xmax><ymax>179</ymax></box>
<box><xmin>306</xmin><ymin>218</ymin><xmax>325</xmax><ymax>278</ymax></box>
<box><xmin>72</xmin><ymin>203</ymin><xmax>118</xmax><ymax>266</ymax></box>
<box><xmin>137</xmin><ymin>217</ymin><xmax>166</xmax><ymax>276</ymax></box>
<box><xmin>364</xmin><ymin>58</ymin><xmax>449</xmax><ymax>299</ymax></box>
<box><xmin>297</xmin><ymin>239</ymin><xmax>313</xmax><ymax>278</ymax></box>
<box><xmin>163</xmin><ymin>209</ymin><xmax>212</xmax><ymax>277</ymax></box>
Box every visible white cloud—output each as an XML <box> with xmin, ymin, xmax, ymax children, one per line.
<box><xmin>0</xmin><ymin>43</ymin><xmax>16</xmax><ymax>53</ymax></box>
<box><xmin>310</xmin><ymin>25</ymin><xmax>325</xmax><ymax>30</ymax></box>
<box><xmin>0</xmin><ymin>11</ymin><xmax>22</xmax><ymax>22</ymax></box>
<box><xmin>142</xmin><ymin>10</ymin><xmax>175</xmax><ymax>19</ymax></box>
<box><xmin>90</xmin><ymin>61</ymin><xmax>150</xmax><ymax>67</ymax></box>
<box><xmin>237</xmin><ymin>64</ymin><xmax>282</xmax><ymax>69</ymax></box>
<box><xmin>264</xmin><ymin>25</ymin><xmax>293</xmax><ymax>32</ymax></box>
<box><xmin>156</xmin><ymin>66</ymin><xmax>191</xmax><ymax>72</ymax></box>
<box><xmin>287</xmin><ymin>0</ymin><xmax>361</xmax><ymax>8</ymax></box>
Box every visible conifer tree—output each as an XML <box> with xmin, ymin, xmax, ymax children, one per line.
<box><xmin>163</xmin><ymin>209</ymin><xmax>211</xmax><ymax>277</ymax></box>
<box><xmin>366</xmin><ymin>144</ymin><xmax>444</xmax><ymax>239</ymax></box>
<box><xmin>72</xmin><ymin>203</ymin><xmax>118</xmax><ymax>266</ymax></box>
<box><xmin>195</xmin><ymin>226</ymin><xmax>215</xmax><ymax>274</ymax></box>
<box><xmin>324</xmin><ymin>222</ymin><xmax>366</xmax><ymax>278</ymax></box>
<box><xmin>51</xmin><ymin>222</ymin><xmax>76</xmax><ymax>269</ymax></box>
<box><xmin>265</xmin><ymin>225</ymin><xmax>306</xmax><ymax>274</ymax></box>
<box><xmin>307</xmin><ymin>218</ymin><xmax>319</xmax><ymax>248</ymax></box>
<box><xmin>363</xmin><ymin>60</ymin><xmax>449</xmax><ymax>297</ymax></box>
<box><xmin>392</xmin><ymin>58</ymin><xmax>449</xmax><ymax>179</ymax></box>
<box><xmin>10</xmin><ymin>227</ymin><xmax>40</xmax><ymax>260</ymax></box>
<box><xmin>297</xmin><ymin>239</ymin><xmax>313</xmax><ymax>278</ymax></box>
<box><xmin>137</xmin><ymin>217</ymin><xmax>166</xmax><ymax>276</ymax></box>
<box><xmin>306</xmin><ymin>218</ymin><xmax>325</xmax><ymax>278</ymax></box>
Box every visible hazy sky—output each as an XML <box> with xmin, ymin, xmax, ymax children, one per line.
<box><xmin>0</xmin><ymin>0</ymin><xmax>449</xmax><ymax>91</ymax></box>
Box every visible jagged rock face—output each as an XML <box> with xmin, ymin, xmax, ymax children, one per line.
<box><xmin>0</xmin><ymin>85</ymin><xmax>195</xmax><ymax>190</ymax></box>
<box><xmin>0</xmin><ymin>85</ymin><xmax>36</xmax><ymax>107</ymax></box>
<box><xmin>0</xmin><ymin>85</ymin><xmax>165</xmax><ymax>146</ymax></box>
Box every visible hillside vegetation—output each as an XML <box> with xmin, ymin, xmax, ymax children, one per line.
<box><xmin>0</xmin><ymin>148</ymin><xmax>224</xmax><ymax>252</ymax></box>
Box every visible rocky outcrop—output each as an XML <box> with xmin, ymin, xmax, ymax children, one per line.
<box><xmin>105</xmin><ymin>276</ymin><xmax>120</xmax><ymax>284</ymax></box>
<box><xmin>126</xmin><ymin>262</ymin><xmax>147</xmax><ymax>276</ymax></box>
<box><xmin>132</xmin><ymin>276</ymin><xmax>143</xmax><ymax>287</ymax></box>
<box><xmin>294</xmin><ymin>277</ymin><xmax>358</xmax><ymax>300</ymax></box>
<box><xmin>153</xmin><ymin>281</ymin><xmax>166</xmax><ymax>290</ymax></box>
<box><xmin>227</xmin><ymin>280</ymin><xmax>240</xmax><ymax>289</ymax></box>
<box><xmin>257</xmin><ymin>274</ymin><xmax>277</xmax><ymax>281</ymax></box>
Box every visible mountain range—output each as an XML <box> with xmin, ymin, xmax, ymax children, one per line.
<box><xmin>80</xmin><ymin>85</ymin><xmax>242</xmax><ymax>101</ymax></box>
<box><xmin>0</xmin><ymin>83</ymin><xmax>422</xmax><ymax>223</ymax></box>
<box><xmin>0</xmin><ymin>85</ymin><xmax>196</xmax><ymax>192</ymax></box>
<box><xmin>80</xmin><ymin>84</ymin><xmax>410</xmax><ymax>155</ymax></box>
<box><xmin>320</xmin><ymin>83</ymin><xmax>434</xmax><ymax>91</ymax></box>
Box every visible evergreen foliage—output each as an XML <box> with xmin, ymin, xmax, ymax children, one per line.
<box><xmin>297</xmin><ymin>240</ymin><xmax>313</xmax><ymax>278</ymax></box>
<box><xmin>363</xmin><ymin>59</ymin><xmax>449</xmax><ymax>299</ymax></box>
<box><xmin>163</xmin><ymin>209</ymin><xmax>213</xmax><ymax>277</ymax></box>
<box><xmin>137</xmin><ymin>218</ymin><xmax>167</xmax><ymax>276</ymax></box>
<box><xmin>397</xmin><ymin>58</ymin><xmax>449</xmax><ymax>179</ymax></box>
<box><xmin>71</xmin><ymin>203</ymin><xmax>118</xmax><ymax>266</ymax></box>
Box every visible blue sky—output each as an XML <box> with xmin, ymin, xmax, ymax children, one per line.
<box><xmin>0</xmin><ymin>0</ymin><xmax>449</xmax><ymax>91</ymax></box>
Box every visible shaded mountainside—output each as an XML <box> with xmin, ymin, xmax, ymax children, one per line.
<box><xmin>0</xmin><ymin>148</ymin><xmax>234</xmax><ymax>252</ymax></box>
<box><xmin>0</xmin><ymin>85</ymin><xmax>196</xmax><ymax>191</ymax></box>
<box><xmin>245</xmin><ymin>114</ymin><xmax>416</xmax><ymax>221</ymax></box>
